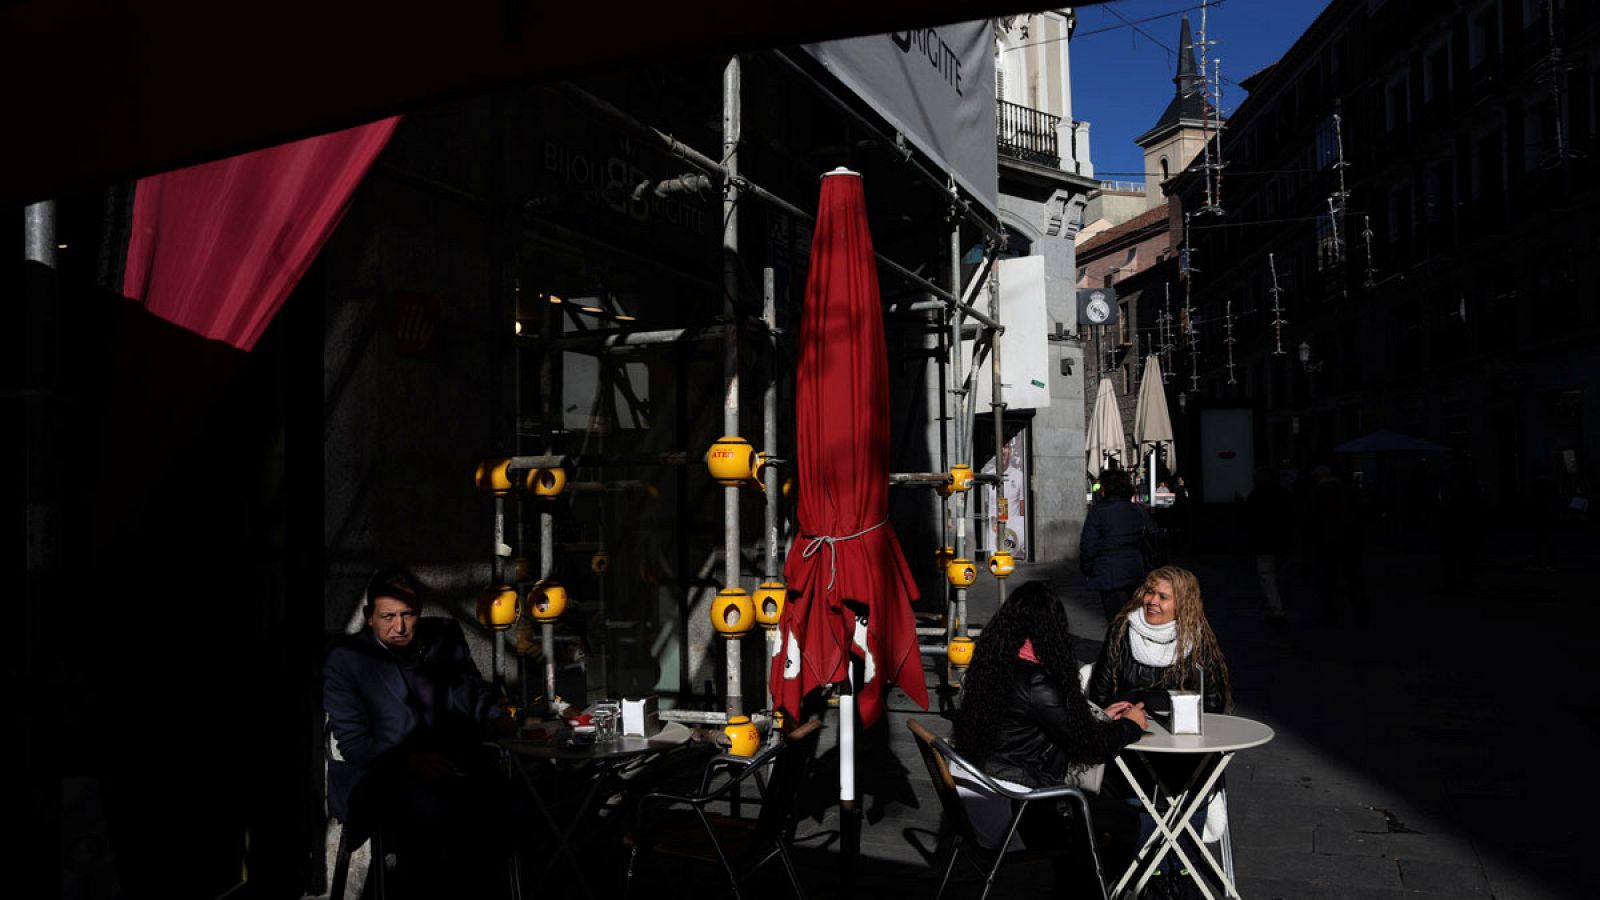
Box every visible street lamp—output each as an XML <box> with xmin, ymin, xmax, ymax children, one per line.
<box><xmin>1298</xmin><ymin>340</ymin><xmax>1324</xmax><ymax>373</ymax></box>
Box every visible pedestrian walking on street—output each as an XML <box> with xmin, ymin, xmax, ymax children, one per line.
<box><xmin>1303</xmin><ymin>464</ymin><xmax>1370</xmax><ymax>626</ymax></box>
<box><xmin>1080</xmin><ymin>468</ymin><xmax>1156</xmax><ymax>620</ymax></box>
<box><xmin>1245</xmin><ymin>467</ymin><xmax>1293</xmax><ymax>625</ymax></box>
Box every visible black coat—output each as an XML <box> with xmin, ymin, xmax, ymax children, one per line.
<box><xmin>1087</xmin><ymin>628</ymin><xmax>1227</xmax><ymax>714</ymax></box>
<box><xmin>975</xmin><ymin>664</ymin><xmax>1143</xmax><ymax>789</ymax></box>
<box><xmin>1079</xmin><ymin>496</ymin><xmax>1152</xmax><ymax>590</ymax></box>
<box><xmin>323</xmin><ymin>618</ymin><xmax>500</xmax><ymax>820</ymax></box>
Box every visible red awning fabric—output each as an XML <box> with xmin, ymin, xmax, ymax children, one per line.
<box><xmin>123</xmin><ymin>117</ymin><xmax>400</xmax><ymax>351</ymax></box>
<box><xmin>770</xmin><ymin>171</ymin><xmax>928</xmax><ymax>728</ymax></box>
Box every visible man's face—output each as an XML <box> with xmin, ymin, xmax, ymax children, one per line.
<box><xmin>368</xmin><ymin>594</ymin><xmax>420</xmax><ymax>649</ymax></box>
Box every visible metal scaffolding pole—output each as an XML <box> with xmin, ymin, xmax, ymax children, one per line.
<box><xmin>987</xmin><ymin>266</ymin><xmax>1007</xmax><ymax>608</ymax></box>
<box><xmin>24</xmin><ymin>202</ymin><xmax>57</xmax><ymax>267</ymax></box>
<box><xmin>540</xmin><ymin>290</ymin><xmax>559</xmax><ymax>713</ymax></box>
<box><xmin>947</xmin><ymin>220</ymin><xmax>969</xmax><ymax>654</ymax></box>
<box><xmin>722</xmin><ymin>56</ymin><xmax>744</xmax><ymax>719</ymax></box>
<box><xmin>557</xmin><ymin>83</ymin><xmax>1002</xmax><ymax>329</ymax></box>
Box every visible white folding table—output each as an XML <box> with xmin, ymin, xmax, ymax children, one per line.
<box><xmin>1111</xmin><ymin>713</ymin><xmax>1274</xmax><ymax>900</ymax></box>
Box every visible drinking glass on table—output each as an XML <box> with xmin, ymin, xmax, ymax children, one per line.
<box><xmin>593</xmin><ymin>700</ymin><xmax>621</xmax><ymax>742</ymax></box>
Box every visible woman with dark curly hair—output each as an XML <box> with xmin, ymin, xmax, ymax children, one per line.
<box><xmin>953</xmin><ymin>581</ymin><xmax>1147</xmax><ymax>897</ymax></box>
<box><xmin>1081</xmin><ymin>467</ymin><xmax>1156</xmax><ymax>620</ymax></box>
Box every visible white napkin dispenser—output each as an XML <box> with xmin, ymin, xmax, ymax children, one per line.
<box><xmin>1169</xmin><ymin>690</ymin><xmax>1203</xmax><ymax>735</ymax></box>
<box><xmin>622</xmin><ymin>696</ymin><xmax>661</xmax><ymax>737</ymax></box>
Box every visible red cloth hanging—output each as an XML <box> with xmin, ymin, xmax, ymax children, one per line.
<box><xmin>123</xmin><ymin>117</ymin><xmax>400</xmax><ymax>351</ymax></box>
<box><xmin>770</xmin><ymin>171</ymin><xmax>929</xmax><ymax>728</ymax></box>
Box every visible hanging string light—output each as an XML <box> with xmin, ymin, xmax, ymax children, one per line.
<box><xmin>1268</xmin><ymin>252</ymin><xmax>1287</xmax><ymax>356</ymax></box>
<box><xmin>1196</xmin><ymin>0</ymin><xmax>1227</xmax><ymax>216</ymax></box>
<box><xmin>1186</xmin><ymin>277</ymin><xmax>1200</xmax><ymax>393</ymax></box>
<box><xmin>1159</xmin><ymin>282</ymin><xmax>1174</xmax><ymax>381</ymax></box>
<box><xmin>1361</xmin><ymin>216</ymin><xmax>1377</xmax><ymax>289</ymax></box>
<box><xmin>1224</xmin><ymin>299</ymin><xmax>1237</xmax><ymax>384</ymax></box>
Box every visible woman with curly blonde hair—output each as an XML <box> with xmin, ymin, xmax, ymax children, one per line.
<box><xmin>1089</xmin><ymin>565</ymin><xmax>1230</xmax><ymax>713</ymax></box>
<box><xmin>1088</xmin><ymin>565</ymin><xmax>1230</xmax><ymax>899</ymax></box>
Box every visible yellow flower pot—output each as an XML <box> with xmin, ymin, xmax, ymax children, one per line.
<box><xmin>753</xmin><ymin>581</ymin><xmax>786</xmax><ymax>628</ymax></box>
<box><xmin>476</xmin><ymin>584</ymin><xmax>520</xmax><ymax>631</ymax></box>
<box><xmin>525</xmin><ymin>466</ymin><xmax>567</xmax><ymax>498</ymax></box>
<box><xmin>724</xmin><ymin>715</ymin><xmax>760</xmax><ymax>757</ymax></box>
<box><xmin>706</xmin><ymin>437</ymin><xmax>755</xmax><ymax>487</ymax></box>
<box><xmin>946</xmin><ymin>558</ymin><xmax>977</xmax><ymax>588</ymax></box>
<box><xmin>947</xmin><ymin>636</ymin><xmax>976</xmax><ymax>667</ymax></box>
<box><xmin>528</xmin><ymin>580</ymin><xmax>567</xmax><ymax>622</ymax></box>
<box><xmin>948</xmin><ymin>464</ymin><xmax>974</xmax><ymax>493</ymax></box>
<box><xmin>474</xmin><ymin>458</ymin><xmax>514</xmax><ymax>495</ymax></box>
<box><xmin>711</xmin><ymin>587</ymin><xmax>755</xmax><ymax>637</ymax></box>
<box><xmin>747</xmin><ymin>451</ymin><xmax>772</xmax><ymax>490</ymax></box>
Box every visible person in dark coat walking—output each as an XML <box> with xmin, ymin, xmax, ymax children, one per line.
<box><xmin>1303</xmin><ymin>464</ymin><xmax>1370</xmax><ymax>626</ymax></box>
<box><xmin>1245</xmin><ymin>467</ymin><xmax>1294</xmax><ymax>625</ymax></box>
<box><xmin>1080</xmin><ymin>468</ymin><xmax>1155</xmax><ymax>620</ymax></box>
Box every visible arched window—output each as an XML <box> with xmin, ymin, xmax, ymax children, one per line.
<box><xmin>1160</xmin><ymin>157</ymin><xmax>1171</xmax><ymax>180</ymax></box>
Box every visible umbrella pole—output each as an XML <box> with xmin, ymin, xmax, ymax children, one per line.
<box><xmin>838</xmin><ymin>620</ymin><xmax>866</xmax><ymax>889</ymax></box>
<box><xmin>1149</xmin><ymin>447</ymin><xmax>1157</xmax><ymax>504</ymax></box>
<box><xmin>762</xmin><ymin>267</ymin><xmax>780</xmax><ymax>713</ymax></box>
<box><xmin>722</xmin><ymin>55</ymin><xmax>745</xmax><ymax>717</ymax></box>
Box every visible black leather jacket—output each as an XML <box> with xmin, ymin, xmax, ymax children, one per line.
<box><xmin>1087</xmin><ymin>630</ymin><xmax>1228</xmax><ymax>714</ymax></box>
<box><xmin>976</xmin><ymin>664</ymin><xmax>1144</xmax><ymax>789</ymax></box>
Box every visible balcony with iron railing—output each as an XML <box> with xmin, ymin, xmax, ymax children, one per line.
<box><xmin>997</xmin><ymin>99</ymin><xmax>1061</xmax><ymax>168</ymax></box>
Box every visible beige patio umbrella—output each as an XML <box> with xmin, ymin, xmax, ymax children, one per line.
<box><xmin>1085</xmin><ymin>376</ymin><xmax>1127</xmax><ymax>477</ymax></box>
<box><xmin>1134</xmin><ymin>355</ymin><xmax>1176</xmax><ymax>498</ymax></box>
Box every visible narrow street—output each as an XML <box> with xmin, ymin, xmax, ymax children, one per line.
<box><xmin>787</xmin><ymin>521</ymin><xmax>1598</xmax><ymax>899</ymax></box>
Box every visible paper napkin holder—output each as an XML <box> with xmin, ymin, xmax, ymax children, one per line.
<box><xmin>1169</xmin><ymin>691</ymin><xmax>1203</xmax><ymax>734</ymax></box>
<box><xmin>622</xmin><ymin>696</ymin><xmax>661</xmax><ymax>737</ymax></box>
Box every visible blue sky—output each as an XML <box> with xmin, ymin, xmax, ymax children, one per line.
<box><xmin>1070</xmin><ymin>0</ymin><xmax>1330</xmax><ymax>180</ymax></box>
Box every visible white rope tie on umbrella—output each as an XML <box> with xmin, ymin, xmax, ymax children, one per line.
<box><xmin>801</xmin><ymin>520</ymin><xmax>888</xmax><ymax>592</ymax></box>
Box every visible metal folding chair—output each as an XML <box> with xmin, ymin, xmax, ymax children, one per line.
<box><xmin>624</xmin><ymin>719</ymin><xmax>822</xmax><ymax>900</ymax></box>
<box><xmin>907</xmin><ymin>718</ymin><xmax>1109</xmax><ymax>900</ymax></box>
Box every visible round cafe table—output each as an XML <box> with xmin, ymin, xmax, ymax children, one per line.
<box><xmin>1111</xmin><ymin>713</ymin><xmax>1274</xmax><ymax>900</ymax></box>
<box><xmin>503</xmin><ymin>721</ymin><xmax>695</xmax><ymax>899</ymax></box>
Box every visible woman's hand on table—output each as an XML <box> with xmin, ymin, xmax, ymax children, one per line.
<box><xmin>1109</xmin><ymin>701</ymin><xmax>1148</xmax><ymax>730</ymax></box>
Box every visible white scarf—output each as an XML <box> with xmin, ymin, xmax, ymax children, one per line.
<box><xmin>1127</xmin><ymin>610</ymin><xmax>1178</xmax><ymax>667</ymax></box>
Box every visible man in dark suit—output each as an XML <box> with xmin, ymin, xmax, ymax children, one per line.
<box><xmin>324</xmin><ymin>567</ymin><xmax>516</xmax><ymax>892</ymax></box>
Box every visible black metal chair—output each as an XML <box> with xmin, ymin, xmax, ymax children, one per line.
<box><xmin>907</xmin><ymin>718</ymin><xmax>1108</xmax><ymax>900</ymax></box>
<box><xmin>326</xmin><ymin>726</ymin><xmax>523</xmax><ymax>900</ymax></box>
<box><xmin>623</xmin><ymin>719</ymin><xmax>822</xmax><ymax>900</ymax></box>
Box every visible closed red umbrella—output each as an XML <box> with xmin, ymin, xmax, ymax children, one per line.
<box><xmin>770</xmin><ymin>169</ymin><xmax>928</xmax><ymax>728</ymax></box>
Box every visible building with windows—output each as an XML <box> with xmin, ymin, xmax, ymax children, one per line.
<box><xmin>1073</xmin><ymin>17</ymin><xmax>1213</xmax><ymax>473</ymax></box>
<box><xmin>989</xmin><ymin>11</ymin><xmax>1102</xmax><ymax>559</ymax></box>
<box><xmin>1165</xmin><ymin>0</ymin><xmax>1600</xmax><ymax>514</ymax></box>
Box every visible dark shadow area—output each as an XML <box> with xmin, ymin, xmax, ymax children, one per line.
<box><xmin>1164</xmin><ymin>514</ymin><xmax>1600</xmax><ymax>899</ymax></box>
<box><xmin>34</xmin><ymin>269</ymin><xmax>318</xmax><ymax>898</ymax></box>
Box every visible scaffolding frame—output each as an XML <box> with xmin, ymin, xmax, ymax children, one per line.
<box><xmin>484</xmin><ymin>52</ymin><xmax>1015</xmax><ymax>874</ymax></box>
